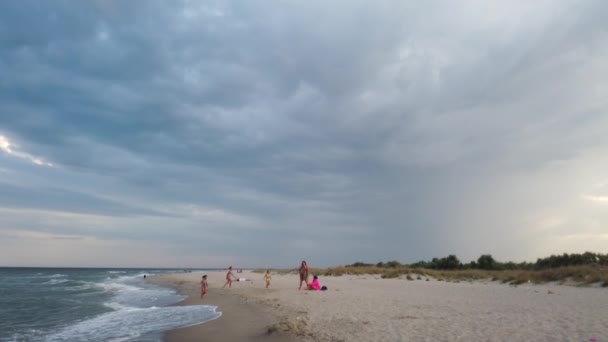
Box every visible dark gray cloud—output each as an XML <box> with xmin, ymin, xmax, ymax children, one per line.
<box><xmin>1</xmin><ymin>0</ymin><xmax>607</xmax><ymax>267</ymax></box>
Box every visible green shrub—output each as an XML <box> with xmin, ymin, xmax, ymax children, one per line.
<box><xmin>385</xmin><ymin>260</ymin><xmax>402</xmax><ymax>268</ymax></box>
<box><xmin>348</xmin><ymin>262</ymin><xmax>374</xmax><ymax>268</ymax></box>
<box><xmin>477</xmin><ymin>255</ymin><xmax>498</xmax><ymax>270</ymax></box>
<box><xmin>510</xmin><ymin>278</ymin><xmax>526</xmax><ymax>285</ymax></box>
<box><xmin>381</xmin><ymin>272</ymin><xmax>399</xmax><ymax>279</ymax></box>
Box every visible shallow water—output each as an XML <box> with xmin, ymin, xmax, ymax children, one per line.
<box><xmin>0</xmin><ymin>268</ymin><xmax>220</xmax><ymax>342</ymax></box>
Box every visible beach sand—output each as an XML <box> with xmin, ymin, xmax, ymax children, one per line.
<box><xmin>148</xmin><ymin>271</ymin><xmax>294</xmax><ymax>342</ymax></box>
<box><xmin>149</xmin><ymin>270</ymin><xmax>608</xmax><ymax>341</ymax></box>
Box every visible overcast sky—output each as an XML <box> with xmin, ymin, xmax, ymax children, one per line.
<box><xmin>1</xmin><ymin>1</ymin><xmax>607</xmax><ymax>268</ymax></box>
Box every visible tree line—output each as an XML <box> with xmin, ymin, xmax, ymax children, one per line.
<box><xmin>348</xmin><ymin>252</ymin><xmax>608</xmax><ymax>271</ymax></box>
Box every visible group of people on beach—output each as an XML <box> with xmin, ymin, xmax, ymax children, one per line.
<box><xmin>199</xmin><ymin>260</ymin><xmax>324</xmax><ymax>299</ymax></box>
<box><xmin>298</xmin><ymin>260</ymin><xmax>326</xmax><ymax>291</ymax></box>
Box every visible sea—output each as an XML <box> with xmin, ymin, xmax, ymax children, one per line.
<box><xmin>0</xmin><ymin>268</ymin><xmax>221</xmax><ymax>342</ymax></box>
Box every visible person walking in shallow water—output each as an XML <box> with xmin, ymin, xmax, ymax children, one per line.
<box><xmin>298</xmin><ymin>261</ymin><xmax>309</xmax><ymax>290</ymax></box>
<box><xmin>222</xmin><ymin>266</ymin><xmax>236</xmax><ymax>289</ymax></box>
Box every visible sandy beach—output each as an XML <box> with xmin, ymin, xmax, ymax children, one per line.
<box><xmin>148</xmin><ymin>270</ymin><xmax>608</xmax><ymax>341</ymax></box>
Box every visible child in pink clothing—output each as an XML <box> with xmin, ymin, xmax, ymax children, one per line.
<box><xmin>308</xmin><ymin>275</ymin><xmax>321</xmax><ymax>291</ymax></box>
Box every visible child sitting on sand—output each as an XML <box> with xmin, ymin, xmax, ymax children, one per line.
<box><xmin>200</xmin><ymin>275</ymin><xmax>208</xmax><ymax>299</ymax></box>
<box><xmin>308</xmin><ymin>275</ymin><xmax>321</xmax><ymax>291</ymax></box>
<box><xmin>264</xmin><ymin>270</ymin><xmax>272</xmax><ymax>288</ymax></box>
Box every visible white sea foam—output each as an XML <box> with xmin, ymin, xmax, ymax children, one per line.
<box><xmin>103</xmin><ymin>302</ymin><xmax>133</xmax><ymax>311</ymax></box>
<box><xmin>48</xmin><ymin>274</ymin><xmax>67</xmax><ymax>278</ymax></box>
<box><xmin>99</xmin><ymin>281</ymin><xmax>141</xmax><ymax>293</ymax></box>
<box><xmin>25</xmin><ymin>273</ymin><xmax>67</xmax><ymax>279</ymax></box>
<box><xmin>43</xmin><ymin>279</ymin><xmax>69</xmax><ymax>285</ymax></box>
<box><xmin>44</xmin><ymin>305</ymin><xmax>221</xmax><ymax>342</ymax></box>
<box><xmin>97</xmin><ymin>275</ymin><xmax>184</xmax><ymax>309</ymax></box>
<box><xmin>64</xmin><ymin>281</ymin><xmax>98</xmax><ymax>291</ymax></box>
<box><xmin>7</xmin><ymin>328</ymin><xmax>45</xmax><ymax>342</ymax></box>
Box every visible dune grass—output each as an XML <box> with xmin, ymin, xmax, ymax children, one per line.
<box><xmin>256</xmin><ymin>264</ymin><xmax>608</xmax><ymax>286</ymax></box>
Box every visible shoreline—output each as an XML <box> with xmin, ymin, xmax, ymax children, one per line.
<box><xmin>147</xmin><ymin>271</ymin><xmax>296</xmax><ymax>342</ymax></box>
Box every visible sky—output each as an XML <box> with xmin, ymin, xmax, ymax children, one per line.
<box><xmin>1</xmin><ymin>1</ymin><xmax>607</xmax><ymax>268</ymax></box>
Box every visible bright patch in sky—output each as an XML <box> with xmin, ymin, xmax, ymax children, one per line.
<box><xmin>0</xmin><ymin>135</ymin><xmax>12</xmax><ymax>153</ymax></box>
<box><xmin>0</xmin><ymin>135</ymin><xmax>53</xmax><ymax>167</ymax></box>
<box><xmin>583</xmin><ymin>195</ymin><xmax>608</xmax><ymax>203</ymax></box>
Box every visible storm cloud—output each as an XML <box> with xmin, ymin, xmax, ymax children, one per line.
<box><xmin>1</xmin><ymin>0</ymin><xmax>607</xmax><ymax>267</ymax></box>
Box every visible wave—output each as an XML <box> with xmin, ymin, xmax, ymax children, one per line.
<box><xmin>98</xmin><ymin>281</ymin><xmax>141</xmax><ymax>293</ymax></box>
<box><xmin>44</xmin><ymin>305</ymin><xmax>221</xmax><ymax>342</ymax></box>
<box><xmin>48</xmin><ymin>274</ymin><xmax>67</xmax><ymax>278</ymax></box>
<box><xmin>22</xmin><ymin>273</ymin><xmax>68</xmax><ymax>279</ymax></box>
<box><xmin>43</xmin><ymin>279</ymin><xmax>69</xmax><ymax>285</ymax></box>
<box><xmin>63</xmin><ymin>281</ymin><xmax>99</xmax><ymax>291</ymax></box>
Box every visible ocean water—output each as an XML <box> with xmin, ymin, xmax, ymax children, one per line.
<box><xmin>0</xmin><ymin>268</ymin><xmax>221</xmax><ymax>342</ymax></box>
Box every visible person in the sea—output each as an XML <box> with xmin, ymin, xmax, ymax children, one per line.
<box><xmin>299</xmin><ymin>260</ymin><xmax>309</xmax><ymax>290</ymax></box>
<box><xmin>222</xmin><ymin>266</ymin><xmax>237</xmax><ymax>289</ymax></box>
<box><xmin>200</xmin><ymin>275</ymin><xmax>208</xmax><ymax>298</ymax></box>
<box><xmin>264</xmin><ymin>269</ymin><xmax>272</xmax><ymax>288</ymax></box>
<box><xmin>308</xmin><ymin>275</ymin><xmax>321</xmax><ymax>291</ymax></box>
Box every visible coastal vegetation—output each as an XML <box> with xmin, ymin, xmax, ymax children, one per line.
<box><xmin>260</xmin><ymin>252</ymin><xmax>608</xmax><ymax>286</ymax></box>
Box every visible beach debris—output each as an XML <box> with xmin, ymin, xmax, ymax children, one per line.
<box><xmin>547</xmin><ymin>290</ymin><xmax>554</xmax><ymax>294</ymax></box>
<box><xmin>589</xmin><ymin>336</ymin><xmax>598</xmax><ymax>342</ymax></box>
<box><xmin>267</xmin><ymin>317</ymin><xmax>309</xmax><ymax>336</ymax></box>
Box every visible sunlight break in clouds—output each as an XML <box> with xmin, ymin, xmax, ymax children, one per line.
<box><xmin>0</xmin><ymin>135</ymin><xmax>12</xmax><ymax>153</ymax></box>
<box><xmin>0</xmin><ymin>135</ymin><xmax>53</xmax><ymax>167</ymax></box>
<box><xmin>583</xmin><ymin>195</ymin><xmax>608</xmax><ymax>203</ymax></box>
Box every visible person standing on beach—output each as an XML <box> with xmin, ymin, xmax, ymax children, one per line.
<box><xmin>222</xmin><ymin>266</ymin><xmax>236</xmax><ymax>288</ymax></box>
<box><xmin>299</xmin><ymin>261</ymin><xmax>309</xmax><ymax>290</ymax></box>
<box><xmin>264</xmin><ymin>269</ymin><xmax>272</xmax><ymax>288</ymax></box>
<box><xmin>200</xmin><ymin>275</ymin><xmax>208</xmax><ymax>299</ymax></box>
